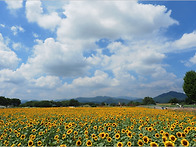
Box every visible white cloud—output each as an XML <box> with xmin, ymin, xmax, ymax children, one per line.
<box><xmin>18</xmin><ymin>38</ymin><xmax>88</xmax><ymax>79</ymax></box>
<box><xmin>172</xmin><ymin>31</ymin><xmax>196</xmax><ymax>50</ymax></box>
<box><xmin>189</xmin><ymin>53</ymin><xmax>196</xmax><ymax>64</ymax></box>
<box><xmin>5</xmin><ymin>0</ymin><xmax>23</xmax><ymax>10</ymax></box>
<box><xmin>33</xmin><ymin>76</ymin><xmax>62</xmax><ymax>89</ymax></box>
<box><xmin>11</xmin><ymin>26</ymin><xmax>25</xmax><ymax>35</ymax></box>
<box><xmin>25</xmin><ymin>0</ymin><xmax>61</xmax><ymax>31</ymax></box>
<box><xmin>0</xmin><ymin>24</ymin><xmax>5</xmax><ymax>28</ymax></box>
<box><xmin>57</xmin><ymin>1</ymin><xmax>178</xmax><ymax>42</ymax></box>
<box><xmin>0</xmin><ymin>33</ymin><xmax>20</xmax><ymax>70</ymax></box>
<box><xmin>33</xmin><ymin>33</ymin><xmax>39</xmax><ymax>38</ymax></box>
<box><xmin>0</xmin><ymin>69</ymin><xmax>25</xmax><ymax>84</ymax></box>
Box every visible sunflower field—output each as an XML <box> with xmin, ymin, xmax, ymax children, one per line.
<box><xmin>0</xmin><ymin>107</ymin><xmax>195</xmax><ymax>146</ymax></box>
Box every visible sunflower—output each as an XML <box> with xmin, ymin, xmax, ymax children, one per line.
<box><xmin>155</xmin><ymin>133</ymin><xmax>160</xmax><ymax>138</ymax></box>
<box><xmin>32</xmin><ymin>129</ymin><xmax>36</xmax><ymax>133</ymax></box>
<box><xmin>181</xmin><ymin>133</ymin><xmax>186</xmax><ymax>138</ymax></box>
<box><xmin>150</xmin><ymin>142</ymin><xmax>158</xmax><ymax>147</ymax></box>
<box><xmin>93</xmin><ymin>136</ymin><xmax>98</xmax><ymax>141</ymax></box>
<box><xmin>86</xmin><ymin>140</ymin><xmax>92</xmax><ymax>146</ymax></box>
<box><xmin>108</xmin><ymin>127</ymin><xmax>112</xmax><ymax>131</ymax></box>
<box><xmin>143</xmin><ymin>136</ymin><xmax>149</xmax><ymax>143</ymax></box>
<box><xmin>8</xmin><ymin>128</ymin><xmax>12</xmax><ymax>132</ymax></box>
<box><xmin>127</xmin><ymin>131</ymin><xmax>132</xmax><ymax>138</ymax></box>
<box><xmin>17</xmin><ymin>143</ymin><xmax>21</xmax><ymax>146</ymax></box>
<box><xmin>164</xmin><ymin>132</ymin><xmax>169</xmax><ymax>138</ymax></box>
<box><xmin>162</xmin><ymin>136</ymin><xmax>167</xmax><ymax>143</ymax></box>
<box><xmin>117</xmin><ymin>142</ymin><xmax>123</xmax><ymax>147</ymax></box>
<box><xmin>127</xmin><ymin>141</ymin><xmax>132</xmax><ymax>147</ymax></box>
<box><xmin>76</xmin><ymin>140</ymin><xmax>82</xmax><ymax>146</ymax></box>
<box><xmin>137</xmin><ymin>139</ymin><xmax>144</xmax><ymax>146</ymax></box>
<box><xmin>67</xmin><ymin>129</ymin><xmax>72</xmax><ymax>135</ymax></box>
<box><xmin>38</xmin><ymin>131</ymin><xmax>43</xmax><ymax>135</ymax></box>
<box><xmin>37</xmin><ymin>141</ymin><xmax>42</xmax><ymax>146</ymax></box>
<box><xmin>62</xmin><ymin>134</ymin><xmax>66</xmax><ymax>139</ymax></box>
<box><xmin>169</xmin><ymin>135</ymin><xmax>177</xmax><ymax>142</ymax></box>
<box><xmin>176</xmin><ymin>132</ymin><xmax>182</xmax><ymax>138</ymax></box>
<box><xmin>84</xmin><ymin>130</ymin><xmax>88</xmax><ymax>135</ymax></box>
<box><xmin>28</xmin><ymin>140</ymin><xmax>34</xmax><ymax>146</ymax></box>
<box><xmin>107</xmin><ymin>137</ymin><xmax>112</xmax><ymax>142</ymax></box>
<box><xmin>54</xmin><ymin>135</ymin><xmax>59</xmax><ymax>140</ymax></box>
<box><xmin>160</xmin><ymin>130</ymin><xmax>164</xmax><ymax>135</ymax></box>
<box><xmin>60</xmin><ymin>144</ymin><xmax>67</xmax><ymax>147</ymax></box>
<box><xmin>139</xmin><ymin>133</ymin><xmax>143</xmax><ymax>138</ymax></box>
<box><xmin>16</xmin><ymin>132</ymin><xmax>20</xmax><ymax>137</ymax></box>
<box><xmin>30</xmin><ymin>134</ymin><xmax>36</xmax><ymax>140</ymax></box>
<box><xmin>99</xmin><ymin>132</ymin><xmax>106</xmax><ymax>139</ymax></box>
<box><xmin>181</xmin><ymin>139</ymin><xmax>189</xmax><ymax>146</ymax></box>
<box><xmin>170</xmin><ymin>127</ymin><xmax>174</xmax><ymax>131</ymax></box>
<box><xmin>148</xmin><ymin>127</ymin><xmax>153</xmax><ymax>132</ymax></box>
<box><xmin>91</xmin><ymin>134</ymin><xmax>96</xmax><ymax>138</ymax></box>
<box><xmin>74</xmin><ymin>131</ymin><xmax>78</xmax><ymax>136</ymax></box>
<box><xmin>164</xmin><ymin>141</ymin><xmax>174</xmax><ymax>147</ymax></box>
<box><xmin>115</xmin><ymin>133</ymin><xmax>120</xmax><ymax>139</ymax></box>
<box><xmin>121</xmin><ymin>129</ymin><xmax>126</xmax><ymax>133</ymax></box>
<box><xmin>20</xmin><ymin>134</ymin><xmax>25</xmax><ymax>140</ymax></box>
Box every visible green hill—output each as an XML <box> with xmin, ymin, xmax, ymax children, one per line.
<box><xmin>153</xmin><ymin>91</ymin><xmax>187</xmax><ymax>103</ymax></box>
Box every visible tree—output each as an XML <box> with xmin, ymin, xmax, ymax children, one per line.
<box><xmin>183</xmin><ymin>70</ymin><xmax>196</xmax><ymax>104</ymax></box>
<box><xmin>168</xmin><ymin>98</ymin><xmax>178</xmax><ymax>105</ymax></box>
<box><xmin>69</xmin><ymin>99</ymin><xmax>80</xmax><ymax>107</ymax></box>
<box><xmin>11</xmin><ymin>98</ymin><xmax>21</xmax><ymax>106</ymax></box>
<box><xmin>143</xmin><ymin>97</ymin><xmax>156</xmax><ymax>105</ymax></box>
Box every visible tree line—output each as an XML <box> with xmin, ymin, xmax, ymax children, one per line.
<box><xmin>0</xmin><ymin>96</ymin><xmax>21</xmax><ymax>107</ymax></box>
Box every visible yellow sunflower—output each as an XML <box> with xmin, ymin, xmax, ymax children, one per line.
<box><xmin>181</xmin><ymin>139</ymin><xmax>189</xmax><ymax>146</ymax></box>
<box><xmin>37</xmin><ymin>141</ymin><xmax>42</xmax><ymax>146</ymax></box>
<box><xmin>169</xmin><ymin>135</ymin><xmax>177</xmax><ymax>142</ymax></box>
<box><xmin>86</xmin><ymin>140</ymin><xmax>92</xmax><ymax>146</ymax></box>
<box><xmin>127</xmin><ymin>141</ymin><xmax>132</xmax><ymax>147</ymax></box>
<box><xmin>115</xmin><ymin>133</ymin><xmax>120</xmax><ymax>139</ymax></box>
<box><xmin>150</xmin><ymin>142</ymin><xmax>158</xmax><ymax>147</ymax></box>
<box><xmin>76</xmin><ymin>140</ymin><xmax>82</xmax><ymax>146</ymax></box>
<box><xmin>28</xmin><ymin>140</ymin><xmax>34</xmax><ymax>146</ymax></box>
<box><xmin>107</xmin><ymin>137</ymin><xmax>112</xmax><ymax>142</ymax></box>
<box><xmin>137</xmin><ymin>139</ymin><xmax>144</xmax><ymax>146</ymax></box>
<box><xmin>164</xmin><ymin>141</ymin><xmax>174</xmax><ymax>147</ymax></box>
<box><xmin>117</xmin><ymin>142</ymin><xmax>123</xmax><ymax>147</ymax></box>
<box><xmin>143</xmin><ymin>136</ymin><xmax>149</xmax><ymax>143</ymax></box>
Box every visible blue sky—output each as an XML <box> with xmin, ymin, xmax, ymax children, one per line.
<box><xmin>0</xmin><ymin>0</ymin><xmax>196</xmax><ymax>100</ymax></box>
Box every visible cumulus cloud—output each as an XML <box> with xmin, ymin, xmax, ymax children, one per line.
<box><xmin>0</xmin><ymin>33</ymin><xmax>20</xmax><ymax>70</ymax></box>
<box><xmin>0</xmin><ymin>69</ymin><xmax>25</xmax><ymax>84</ymax></box>
<box><xmin>172</xmin><ymin>31</ymin><xmax>196</xmax><ymax>50</ymax></box>
<box><xmin>33</xmin><ymin>76</ymin><xmax>62</xmax><ymax>89</ymax></box>
<box><xmin>57</xmin><ymin>0</ymin><xmax>178</xmax><ymax>42</ymax></box>
<box><xmin>25</xmin><ymin>0</ymin><xmax>61</xmax><ymax>31</ymax></box>
<box><xmin>18</xmin><ymin>38</ymin><xmax>88</xmax><ymax>79</ymax></box>
<box><xmin>5</xmin><ymin>0</ymin><xmax>23</xmax><ymax>10</ymax></box>
<box><xmin>189</xmin><ymin>53</ymin><xmax>196</xmax><ymax>64</ymax></box>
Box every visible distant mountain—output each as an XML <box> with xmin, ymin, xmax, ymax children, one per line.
<box><xmin>75</xmin><ymin>96</ymin><xmax>141</xmax><ymax>104</ymax></box>
<box><xmin>153</xmin><ymin>91</ymin><xmax>187</xmax><ymax>103</ymax></box>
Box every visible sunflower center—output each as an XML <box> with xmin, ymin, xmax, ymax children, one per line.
<box><xmin>183</xmin><ymin>141</ymin><xmax>187</xmax><ymax>145</ymax></box>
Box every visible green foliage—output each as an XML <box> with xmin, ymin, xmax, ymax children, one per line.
<box><xmin>0</xmin><ymin>96</ymin><xmax>21</xmax><ymax>107</ymax></box>
<box><xmin>127</xmin><ymin>101</ymin><xmax>141</xmax><ymax>106</ymax></box>
<box><xmin>183</xmin><ymin>70</ymin><xmax>196</xmax><ymax>104</ymax></box>
<box><xmin>142</xmin><ymin>97</ymin><xmax>156</xmax><ymax>105</ymax></box>
<box><xmin>168</xmin><ymin>98</ymin><xmax>179</xmax><ymax>104</ymax></box>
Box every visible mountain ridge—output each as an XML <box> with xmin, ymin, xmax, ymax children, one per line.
<box><xmin>153</xmin><ymin>91</ymin><xmax>187</xmax><ymax>103</ymax></box>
